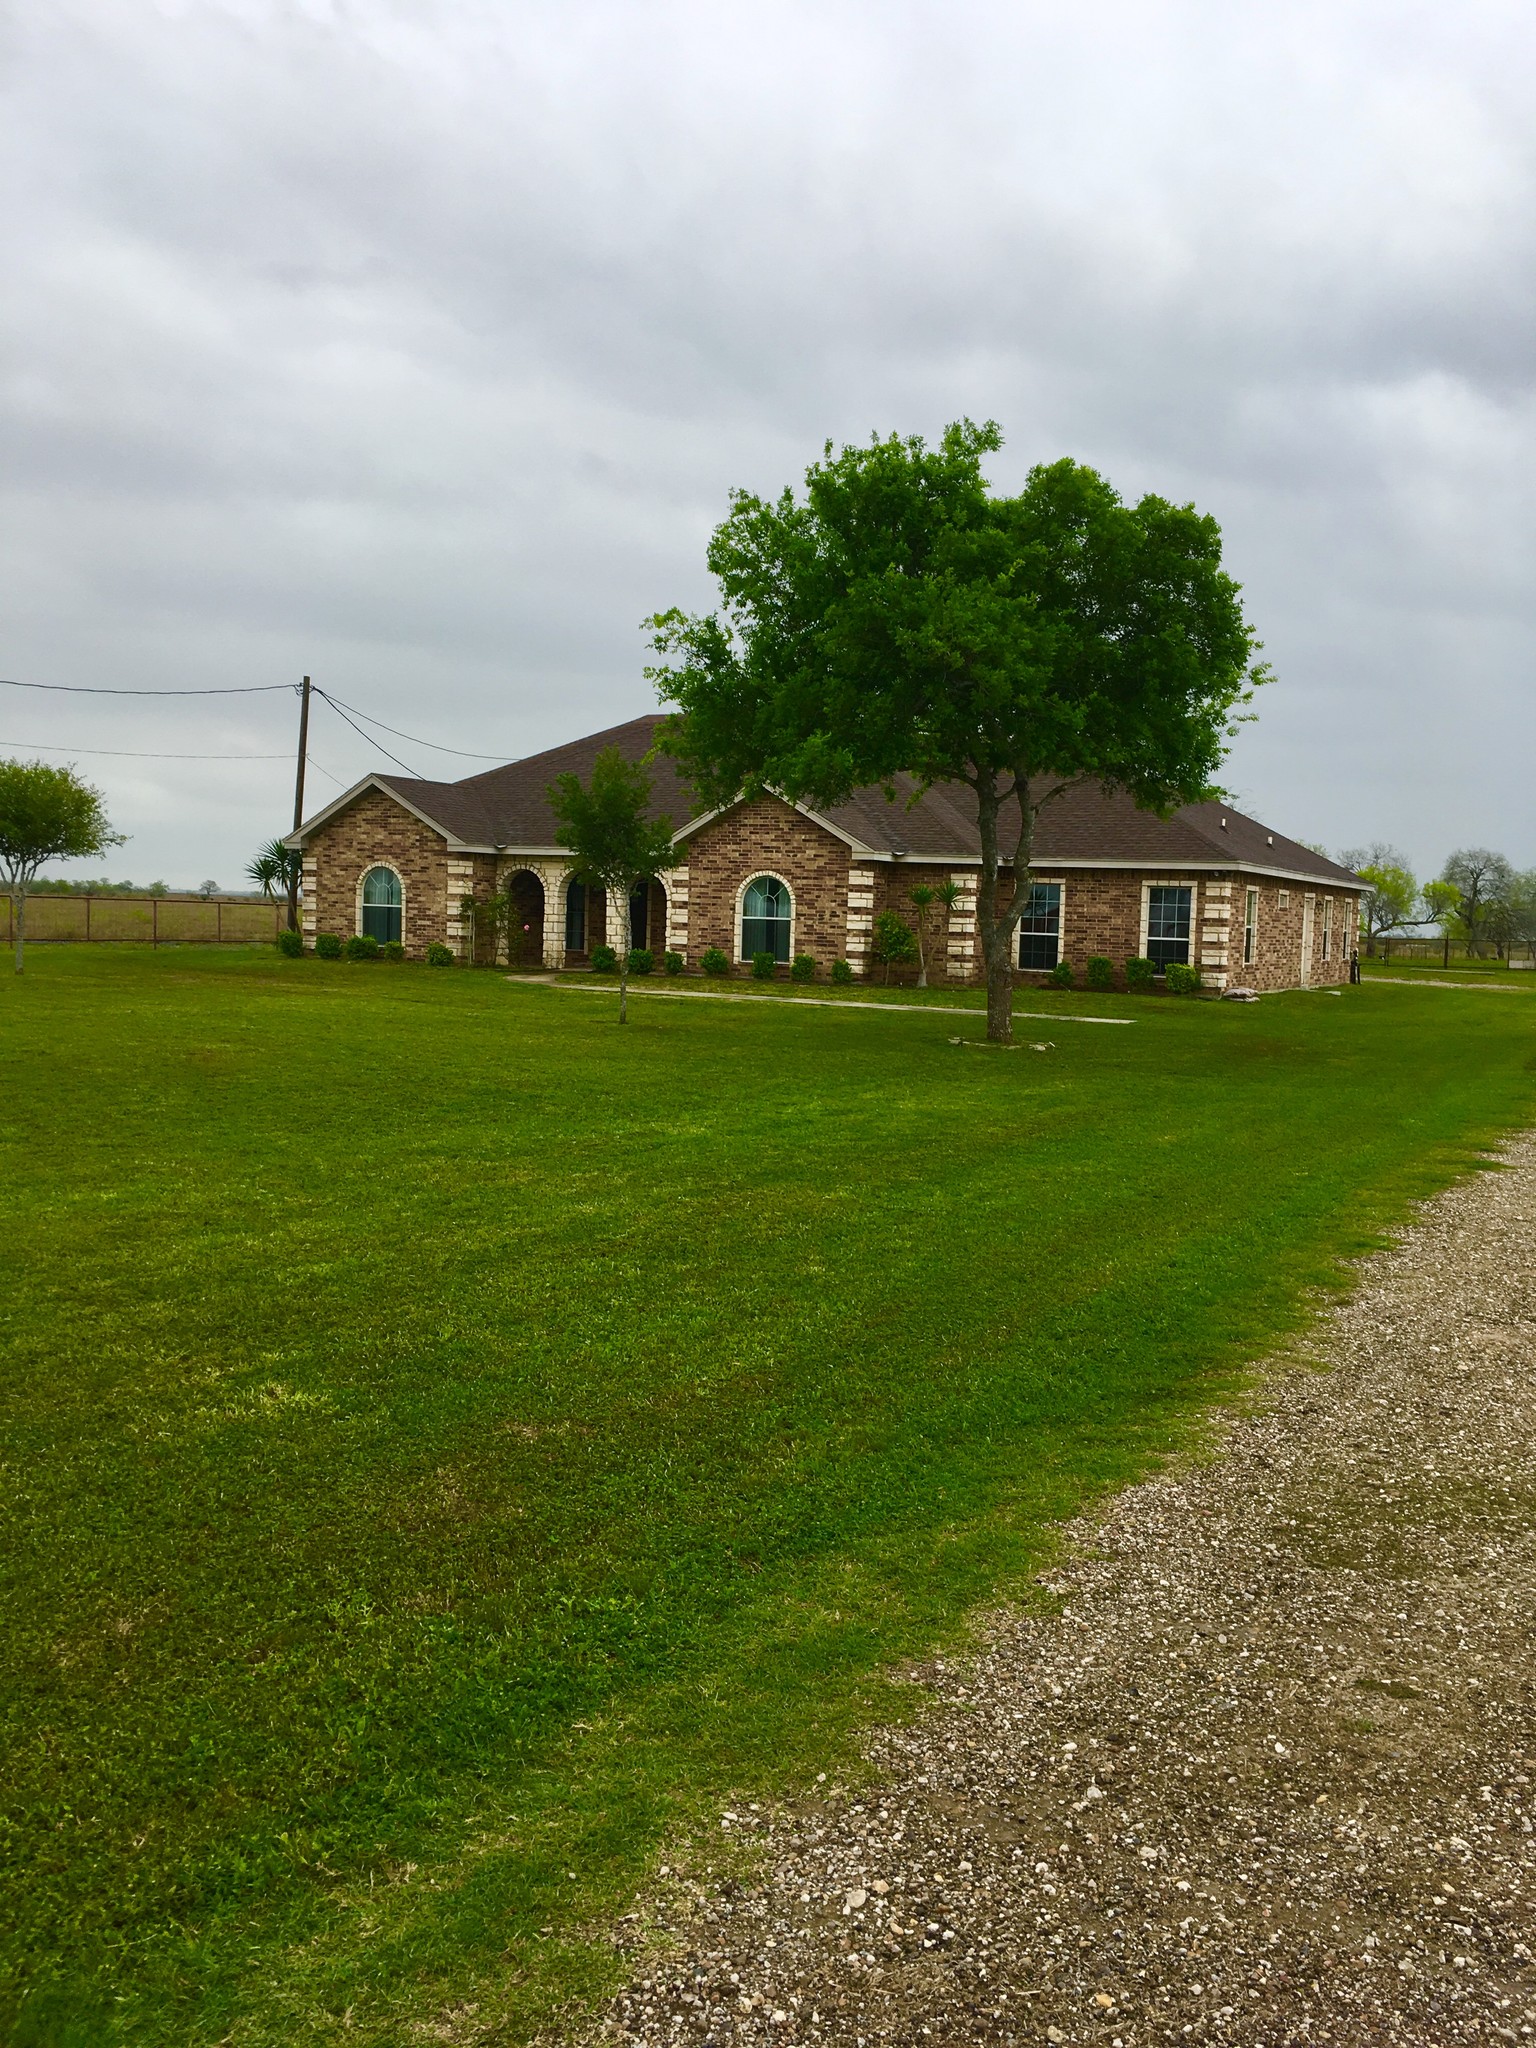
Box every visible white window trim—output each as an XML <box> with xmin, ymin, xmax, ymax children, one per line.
<box><xmin>1017</xmin><ymin>875</ymin><xmax>1066</xmax><ymax>968</ymax></box>
<box><xmin>1138</xmin><ymin>879</ymin><xmax>1197</xmax><ymax>968</ymax></box>
<box><xmin>735</xmin><ymin>870</ymin><xmax>796</xmax><ymax>963</ymax></box>
<box><xmin>1322</xmin><ymin>897</ymin><xmax>1334</xmax><ymax>962</ymax></box>
<box><xmin>355</xmin><ymin>861</ymin><xmax>404</xmax><ymax>937</ymax></box>
<box><xmin>1243</xmin><ymin>885</ymin><xmax>1259</xmax><ymax>966</ymax></box>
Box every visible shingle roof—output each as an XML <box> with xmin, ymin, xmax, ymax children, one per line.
<box><xmin>296</xmin><ymin>711</ymin><xmax>1359</xmax><ymax>887</ymax></box>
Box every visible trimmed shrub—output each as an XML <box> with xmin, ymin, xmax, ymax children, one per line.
<box><xmin>1085</xmin><ymin>955</ymin><xmax>1115</xmax><ymax>991</ymax></box>
<box><xmin>870</xmin><ymin>908</ymin><xmax>918</xmax><ymax>980</ymax></box>
<box><xmin>663</xmin><ymin>950</ymin><xmax>685</xmax><ymax>976</ymax></box>
<box><xmin>314</xmin><ymin>932</ymin><xmax>342</xmax><ymax>960</ymax></box>
<box><xmin>381</xmin><ymin>939</ymin><xmax>405</xmax><ymax>962</ymax></box>
<box><xmin>627</xmin><ymin>947</ymin><xmax>654</xmax><ymax>977</ymax></box>
<box><xmin>275</xmin><ymin>928</ymin><xmax>304</xmax><ymax>958</ymax></box>
<box><xmin>344</xmin><ymin>934</ymin><xmax>380</xmax><ymax>962</ymax></box>
<box><xmin>790</xmin><ymin>953</ymin><xmax>815</xmax><ymax>983</ymax></box>
<box><xmin>1164</xmin><ymin>960</ymin><xmax>1203</xmax><ymax>995</ymax></box>
<box><xmin>425</xmin><ymin>942</ymin><xmax>454</xmax><ymax>967</ymax></box>
<box><xmin>589</xmin><ymin>944</ymin><xmax>617</xmax><ymax>973</ymax></box>
<box><xmin>701</xmin><ymin>947</ymin><xmax>730</xmax><ymax>977</ymax></box>
<box><xmin>1125</xmin><ymin>955</ymin><xmax>1157</xmax><ymax>993</ymax></box>
<box><xmin>831</xmin><ymin>958</ymin><xmax>854</xmax><ymax>984</ymax></box>
<box><xmin>1047</xmin><ymin>958</ymin><xmax>1075</xmax><ymax>989</ymax></box>
<box><xmin>751</xmin><ymin>951</ymin><xmax>777</xmax><ymax>980</ymax></box>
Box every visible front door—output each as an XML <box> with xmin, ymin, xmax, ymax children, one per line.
<box><xmin>1300</xmin><ymin>895</ymin><xmax>1315</xmax><ymax>986</ymax></box>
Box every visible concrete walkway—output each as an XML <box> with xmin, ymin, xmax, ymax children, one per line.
<box><xmin>506</xmin><ymin>979</ymin><xmax>1135</xmax><ymax>1026</ymax></box>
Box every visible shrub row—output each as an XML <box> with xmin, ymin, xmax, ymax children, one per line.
<box><xmin>285</xmin><ymin>934</ymin><xmax>446</xmax><ymax>965</ymax></box>
<box><xmin>588</xmin><ymin>947</ymin><xmax>855</xmax><ymax>984</ymax></box>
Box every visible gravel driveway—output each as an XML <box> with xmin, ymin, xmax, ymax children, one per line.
<box><xmin>588</xmin><ymin>1138</ymin><xmax>1536</xmax><ymax>2048</ymax></box>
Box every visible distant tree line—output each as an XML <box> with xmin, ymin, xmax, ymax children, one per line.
<box><xmin>1340</xmin><ymin>844</ymin><xmax>1536</xmax><ymax>964</ymax></box>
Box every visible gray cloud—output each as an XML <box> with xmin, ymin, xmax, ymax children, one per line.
<box><xmin>2</xmin><ymin>0</ymin><xmax>1532</xmax><ymax>885</ymax></box>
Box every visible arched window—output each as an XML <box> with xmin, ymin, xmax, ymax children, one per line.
<box><xmin>361</xmin><ymin>866</ymin><xmax>402</xmax><ymax>944</ymax></box>
<box><xmin>741</xmin><ymin>875</ymin><xmax>792</xmax><ymax>962</ymax></box>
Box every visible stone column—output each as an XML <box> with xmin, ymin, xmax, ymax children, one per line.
<box><xmin>661</xmin><ymin>865</ymin><xmax>689</xmax><ymax>961</ymax></box>
<box><xmin>945</xmin><ymin>870</ymin><xmax>978</xmax><ymax>981</ymax></box>
<box><xmin>845</xmin><ymin>866</ymin><xmax>875</xmax><ymax>975</ymax></box>
<box><xmin>1199</xmin><ymin>878</ymin><xmax>1231</xmax><ymax>988</ymax></box>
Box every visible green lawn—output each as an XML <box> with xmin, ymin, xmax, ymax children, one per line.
<box><xmin>3</xmin><ymin>948</ymin><xmax>1534</xmax><ymax>2045</ymax></box>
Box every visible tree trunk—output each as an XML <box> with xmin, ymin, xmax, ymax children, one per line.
<box><xmin>974</xmin><ymin>774</ymin><xmax>1014</xmax><ymax>1045</ymax></box>
<box><xmin>915</xmin><ymin>909</ymin><xmax>928</xmax><ymax>989</ymax></box>
<box><xmin>285</xmin><ymin>869</ymin><xmax>299</xmax><ymax>933</ymax></box>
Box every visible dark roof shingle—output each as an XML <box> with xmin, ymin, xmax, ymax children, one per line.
<box><xmin>308</xmin><ymin>711</ymin><xmax>1359</xmax><ymax>886</ymax></box>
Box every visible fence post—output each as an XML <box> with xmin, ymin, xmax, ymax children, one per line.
<box><xmin>217</xmin><ymin>899</ymin><xmax>223</xmax><ymax>943</ymax></box>
<box><xmin>152</xmin><ymin>897</ymin><xmax>158</xmax><ymax>949</ymax></box>
<box><xmin>85</xmin><ymin>895</ymin><xmax>92</xmax><ymax>942</ymax></box>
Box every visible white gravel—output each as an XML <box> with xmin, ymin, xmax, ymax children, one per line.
<box><xmin>585</xmin><ymin>1136</ymin><xmax>1536</xmax><ymax>2048</ymax></box>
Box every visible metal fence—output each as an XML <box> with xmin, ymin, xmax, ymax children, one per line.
<box><xmin>7</xmin><ymin>895</ymin><xmax>287</xmax><ymax>946</ymax></box>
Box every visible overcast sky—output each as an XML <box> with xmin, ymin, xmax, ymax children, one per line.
<box><xmin>3</xmin><ymin>0</ymin><xmax>1532</xmax><ymax>887</ymax></box>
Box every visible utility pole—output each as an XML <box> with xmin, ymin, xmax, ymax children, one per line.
<box><xmin>288</xmin><ymin>675</ymin><xmax>311</xmax><ymax>933</ymax></box>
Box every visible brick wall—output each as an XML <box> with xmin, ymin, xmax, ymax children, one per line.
<box><xmin>304</xmin><ymin>787</ymin><xmax>451</xmax><ymax>958</ymax></box>
<box><xmin>303</xmin><ymin>783</ymin><xmax>1361</xmax><ymax>989</ymax></box>
<box><xmin>685</xmin><ymin>798</ymin><xmax>856</xmax><ymax>970</ymax></box>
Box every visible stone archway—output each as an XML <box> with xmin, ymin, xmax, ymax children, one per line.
<box><xmin>504</xmin><ymin>869</ymin><xmax>545</xmax><ymax>968</ymax></box>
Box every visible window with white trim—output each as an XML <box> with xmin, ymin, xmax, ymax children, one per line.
<box><xmin>741</xmin><ymin>875</ymin><xmax>792</xmax><ymax>961</ymax></box>
<box><xmin>1243</xmin><ymin>886</ymin><xmax>1258</xmax><ymax>966</ymax></box>
<box><xmin>1322</xmin><ymin>898</ymin><xmax>1334</xmax><ymax>961</ymax></box>
<box><xmin>1145</xmin><ymin>885</ymin><xmax>1192</xmax><ymax>969</ymax></box>
<box><xmin>360</xmin><ymin>866</ymin><xmax>401</xmax><ymax>943</ymax></box>
<box><xmin>1017</xmin><ymin>882</ymin><xmax>1062</xmax><ymax>970</ymax></box>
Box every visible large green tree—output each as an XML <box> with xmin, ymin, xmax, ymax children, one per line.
<box><xmin>646</xmin><ymin>421</ymin><xmax>1263</xmax><ymax>1042</ymax></box>
<box><xmin>548</xmin><ymin>748</ymin><xmax>675</xmax><ymax>1023</ymax></box>
<box><xmin>0</xmin><ymin>759</ymin><xmax>124</xmax><ymax>974</ymax></box>
<box><xmin>1441</xmin><ymin>848</ymin><xmax>1514</xmax><ymax>958</ymax></box>
<box><xmin>1338</xmin><ymin>843</ymin><xmax>1418</xmax><ymax>956</ymax></box>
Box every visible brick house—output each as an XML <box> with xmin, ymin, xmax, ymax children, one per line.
<box><xmin>285</xmin><ymin>713</ymin><xmax>1365</xmax><ymax>992</ymax></box>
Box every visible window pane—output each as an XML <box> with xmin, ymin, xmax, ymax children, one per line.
<box><xmin>564</xmin><ymin>881</ymin><xmax>586</xmax><ymax>952</ymax></box>
<box><xmin>362</xmin><ymin>866</ymin><xmax>400</xmax><ymax>907</ymax></box>
<box><xmin>741</xmin><ymin>876</ymin><xmax>791</xmax><ymax>961</ymax></box>
<box><xmin>629</xmin><ymin>884</ymin><xmax>648</xmax><ymax>951</ymax></box>
<box><xmin>1146</xmin><ymin>885</ymin><xmax>1192</xmax><ymax>968</ymax></box>
<box><xmin>1017</xmin><ymin>882</ymin><xmax>1060</xmax><ymax>970</ymax></box>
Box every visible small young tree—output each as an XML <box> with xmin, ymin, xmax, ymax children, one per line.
<box><xmin>548</xmin><ymin>748</ymin><xmax>675</xmax><ymax>1023</ymax></box>
<box><xmin>907</xmin><ymin>883</ymin><xmax>936</xmax><ymax>988</ymax></box>
<box><xmin>870</xmin><ymin>908</ymin><xmax>919</xmax><ymax>984</ymax></box>
<box><xmin>1338</xmin><ymin>843</ymin><xmax>1417</xmax><ymax>957</ymax></box>
<box><xmin>1420</xmin><ymin>879</ymin><xmax>1463</xmax><ymax>969</ymax></box>
<box><xmin>0</xmin><ymin>759</ymin><xmax>124</xmax><ymax>973</ymax></box>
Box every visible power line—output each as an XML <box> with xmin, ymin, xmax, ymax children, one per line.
<box><xmin>1</xmin><ymin>678</ymin><xmax>295</xmax><ymax>696</ymax></box>
<box><xmin>1</xmin><ymin>739</ymin><xmax>295</xmax><ymax>760</ymax></box>
<box><xmin>317</xmin><ymin>690</ymin><xmax>509</xmax><ymax>760</ymax></box>
<box><xmin>312</xmin><ymin>692</ymin><xmax>423</xmax><ymax>778</ymax></box>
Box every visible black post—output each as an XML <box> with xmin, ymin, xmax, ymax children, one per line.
<box><xmin>288</xmin><ymin>676</ymin><xmax>311</xmax><ymax>933</ymax></box>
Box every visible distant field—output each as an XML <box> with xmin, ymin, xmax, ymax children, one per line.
<box><xmin>1361</xmin><ymin>955</ymin><xmax>1536</xmax><ymax>982</ymax></box>
<box><xmin>3</xmin><ymin>948</ymin><xmax>1534</xmax><ymax>2045</ymax></box>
